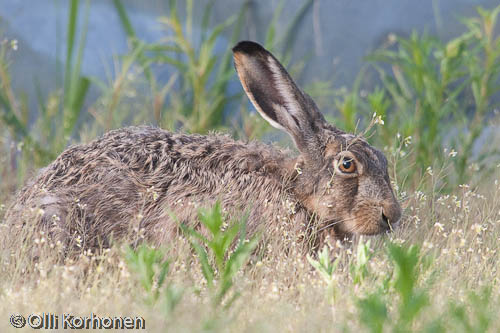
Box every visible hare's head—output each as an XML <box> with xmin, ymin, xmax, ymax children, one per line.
<box><xmin>233</xmin><ymin>41</ymin><xmax>401</xmax><ymax>237</ymax></box>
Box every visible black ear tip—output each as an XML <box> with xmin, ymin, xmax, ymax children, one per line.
<box><xmin>232</xmin><ymin>41</ymin><xmax>266</xmax><ymax>55</ymax></box>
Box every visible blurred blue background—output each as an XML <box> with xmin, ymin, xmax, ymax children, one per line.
<box><xmin>1</xmin><ymin>0</ymin><xmax>499</xmax><ymax>101</ymax></box>
<box><xmin>0</xmin><ymin>0</ymin><xmax>499</xmax><ymax>194</ymax></box>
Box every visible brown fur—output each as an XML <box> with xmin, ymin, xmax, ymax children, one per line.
<box><xmin>4</xmin><ymin>41</ymin><xmax>401</xmax><ymax>255</ymax></box>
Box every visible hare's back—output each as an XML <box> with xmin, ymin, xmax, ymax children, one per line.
<box><xmin>34</xmin><ymin>126</ymin><xmax>227</xmax><ymax>190</ymax></box>
<box><xmin>6</xmin><ymin>126</ymin><xmax>237</xmax><ymax>233</ymax></box>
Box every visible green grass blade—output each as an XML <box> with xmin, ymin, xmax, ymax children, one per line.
<box><xmin>191</xmin><ymin>240</ymin><xmax>214</xmax><ymax>288</ymax></box>
<box><xmin>112</xmin><ymin>0</ymin><xmax>154</xmax><ymax>85</ymax></box>
<box><xmin>0</xmin><ymin>93</ymin><xmax>28</xmax><ymax>138</ymax></box>
<box><xmin>265</xmin><ymin>0</ymin><xmax>285</xmax><ymax>50</ymax></box>
<box><xmin>63</xmin><ymin>0</ymin><xmax>79</xmax><ymax>100</ymax></box>
<box><xmin>201</xmin><ymin>0</ymin><xmax>215</xmax><ymax>42</ymax></box>
<box><xmin>186</xmin><ymin>0</ymin><xmax>193</xmax><ymax>42</ymax></box>
<box><xmin>72</xmin><ymin>76</ymin><xmax>90</xmax><ymax>113</ymax></box>
<box><xmin>281</xmin><ymin>0</ymin><xmax>314</xmax><ymax>57</ymax></box>
<box><xmin>64</xmin><ymin>0</ymin><xmax>90</xmax><ymax>137</ymax></box>
<box><xmin>112</xmin><ymin>0</ymin><xmax>134</xmax><ymax>37</ymax></box>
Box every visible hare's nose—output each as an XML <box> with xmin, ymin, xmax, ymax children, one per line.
<box><xmin>381</xmin><ymin>200</ymin><xmax>402</xmax><ymax>229</ymax></box>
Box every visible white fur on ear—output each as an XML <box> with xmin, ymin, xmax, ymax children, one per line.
<box><xmin>267</xmin><ymin>55</ymin><xmax>303</xmax><ymax>131</ymax></box>
<box><xmin>233</xmin><ymin>60</ymin><xmax>286</xmax><ymax>131</ymax></box>
<box><xmin>233</xmin><ymin>41</ymin><xmax>322</xmax><ymax>152</ymax></box>
<box><xmin>256</xmin><ymin>104</ymin><xmax>286</xmax><ymax>131</ymax></box>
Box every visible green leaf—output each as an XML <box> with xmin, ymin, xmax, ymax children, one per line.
<box><xmin>190</xmin><ymin>240</ymin><xmax>215</xmax><ymax>288</ymax></box>
<box><xmin>388</xmin><ymin>243</ymin><xmax>420</xmax><ymax>304</ymax></box>
<box><xmin>357</xmin><ymin>293</ymin><xmax>387</xmax><ymax>333</ymax></box>
<box><xmin>179</xmin><ymin>223</ymin><xmax>210</xmax><ymax>245</ymax></box>
<box><xmin>198</xmin><ymin>201</ymin><xmax>224</xmax><ymax>237</ymax></box>
<box><xmin>223</xmin><ymin>237</ymin><xmax>258</xmax><ymax>281</ymax></box>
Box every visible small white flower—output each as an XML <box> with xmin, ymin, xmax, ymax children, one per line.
<box><xmin>423</xmin><ymin>241</ymin><xmax>434</xmax><ymax>249</ymax></box>
<box><xmin>471</xmin><ymin>223</ymin><xmax>483</xmax><ymax>235</ymax></box>
<box><xmin>373</xmin><ymin>113</ymin><xmax>384</xmax><ymax>125</ymax></box>
<box><xmin>434</xmin><ymin>222</ymin><xmax>444</xmax><ymax>232</ymax></box>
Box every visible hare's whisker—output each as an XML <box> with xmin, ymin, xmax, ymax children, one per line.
<box><xmin>315</xmin><ymin>216</ymin><xmax>358</xmax><ymax>232</ymax></box>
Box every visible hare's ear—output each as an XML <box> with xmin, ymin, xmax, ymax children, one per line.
<box><xmin>233</xmin><ymin>41</ymin><xmax>326</xmax><ymax>161</ymax></box>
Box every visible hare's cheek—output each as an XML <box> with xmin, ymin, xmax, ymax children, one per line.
<box><xmin>301</xmin><ymin>193</ymin><xmax>343</xmax><ymax>221</ymax></box>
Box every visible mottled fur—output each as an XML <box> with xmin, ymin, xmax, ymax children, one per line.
<box><xmin>4</xmin><ymin>41</ymin><xmax>401</xmax><ymax>254</ymax></box>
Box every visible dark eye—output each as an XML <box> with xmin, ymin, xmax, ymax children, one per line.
<box><xmin>339</xmin><ymin>158</ymin><xmax>357</xmax><ymax>173</ymax></box>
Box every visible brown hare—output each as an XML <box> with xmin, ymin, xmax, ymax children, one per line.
<box><xmin>4</xmin><ymin>41</ymin><xmax>401</xmax><ymax>254</ymax></box>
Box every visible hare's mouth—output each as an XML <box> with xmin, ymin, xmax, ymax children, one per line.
<box><xmin>381</xmin><ymin>213</ymin><xmax>390</xmax><ymax>230</ymax></box>
<box><xmin>380</xmin><ymin>211</ymin><xmax>400</xmax><ymax>232</ymax></box>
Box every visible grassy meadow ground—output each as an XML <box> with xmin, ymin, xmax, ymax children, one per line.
<box><xmin>1</xmin><ymin>1</ymin><xmax>500</xmax><ymax>332</ymax></box>
<box><xmin>0</xmin><ymin>170</ymin><xmax>499</xmax><ymax>332</ymax></box>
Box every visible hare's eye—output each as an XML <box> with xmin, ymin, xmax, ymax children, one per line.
<box><xmin>339</xmin><ymin>158</ymin><xmax>356</xmax><ymax>173</ymax></box>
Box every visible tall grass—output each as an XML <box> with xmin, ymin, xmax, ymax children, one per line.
<box><xmin>110</xmin><ymin>0</ymin><xmax>243</xmax><ymax>133</ymax></box>
<box><xmin>333</xmin><ymin>5</ymin><xmax>500</xmax><ymax>189</ymax></box>
<box><xmin>107</xmin><ymin>0</ymin><xmax>314</xmax><ymax>134</ymax></box>
<box><xmin>0</xmin><ymin>0</ymin><xmax>91</xmax><ymax>169</ymax></box>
